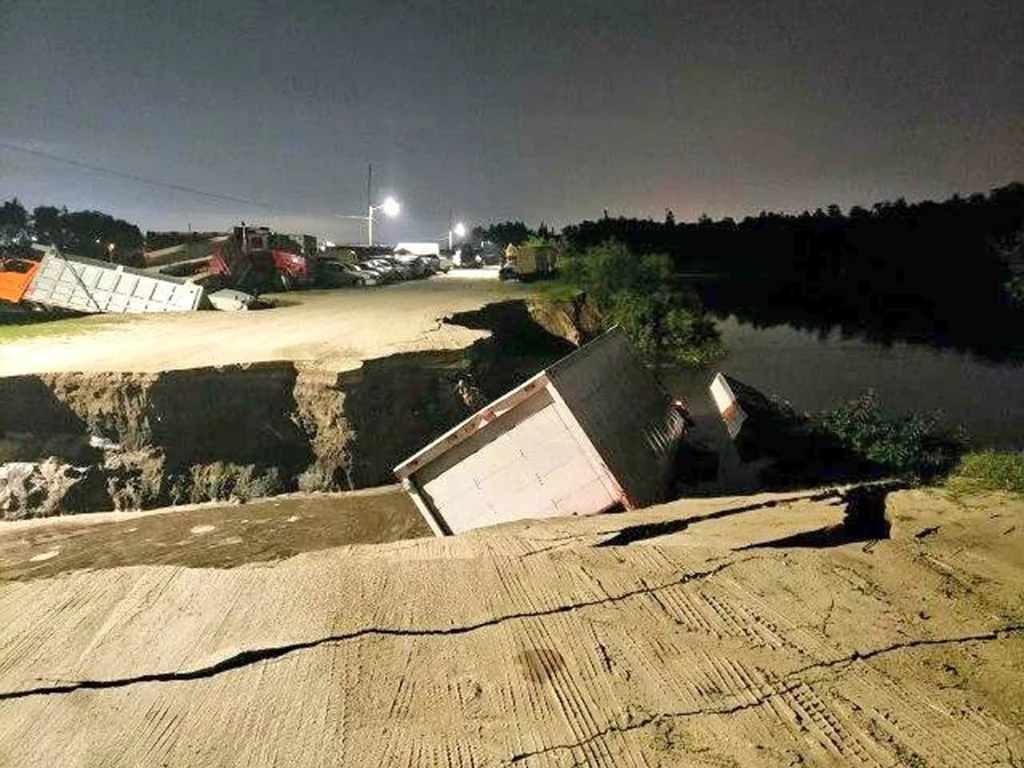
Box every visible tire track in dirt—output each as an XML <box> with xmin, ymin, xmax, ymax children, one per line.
<box><xmin>501</xmin><ymin>625</ymin><xmax>1024</xmax><ymax>766</ymax></box>
<box><xmin>803</xmin><ymin>654</ymin><xmax>1020</xmax><ymax>766</ymax></box>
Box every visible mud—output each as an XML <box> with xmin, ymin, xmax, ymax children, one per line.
<box><xmin>0</xmin><ymin>300</ymin><xmax>577</xmax><ymax>518</ymax></box>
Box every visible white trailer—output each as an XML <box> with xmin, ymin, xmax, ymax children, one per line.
<box><xmin>394</xmin><ymin>242</ymin><xmax>441</xmax><ymax>257</ymax></box>
<box><xmin>394</xmin><ymin>328</ymin><xmax>687</xmax><ymax>535</ymax></box>
<box><xmin>23</xmin><ymin>248</ymin><xmax>204</xmax><ymax>314</ymax></box>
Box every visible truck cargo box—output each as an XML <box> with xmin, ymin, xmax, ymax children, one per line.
<box><xmin>395</xmin><ymin>328</ymin><xmax>687</xmax><ymax>535</ymax></box>
<box><xmin>23</xmin><ymin>249</ymin><xmax>204</xmax><ymax>313</ymax></box>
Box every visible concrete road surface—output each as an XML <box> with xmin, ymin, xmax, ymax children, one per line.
<box><xmin>0</xmin><ymin>486</ymin><xmax>429</xmax><ymax>579</ymax></box>
<box><xmin>0</xmin><ymin>487</ymin><xmax>1021</xmax><ymax>766</ymax></box>
<box><xmin>0</xmin><ymin>270</ymin><xmax>524</xmax><ymax>376</ymax></box>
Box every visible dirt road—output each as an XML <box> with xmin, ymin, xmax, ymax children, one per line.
<box><xmin>0</xmin><ymin>487</ymin><xmax>1021</xmax><ymax>766</ymax></box>
<box><xmin>0</xmin><ymin>270</ymin><xmax>524</xmax><ymax>376</ymax></box>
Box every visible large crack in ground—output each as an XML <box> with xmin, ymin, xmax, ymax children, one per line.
<box><xmin>2</xmin><ymin>552</ymin><xmax>1020</xmax><ymax>710</ymax></box>
<box><xmin>0</xmin><ymin>557</ymin><xmax>749</xmax><ymax>702</ymax></box>
<box><xmin>596</xmin><ymin>487</ymin><xmax>846</xmax><ymax>547</ymax></box>
<box><xmin>0</xmin><ymin>300</ymin><xmax>574</xmax><ymax>519</ymax></box>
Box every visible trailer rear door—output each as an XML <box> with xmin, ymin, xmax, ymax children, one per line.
<box><xmin>417</xmin><ymin>389</ymin><xmax>619</xmax><ymax>533</ymax></box>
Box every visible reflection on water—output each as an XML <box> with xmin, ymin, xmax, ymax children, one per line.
<box><xmin>660</xmin><ymin>316</ymin><xmax>1024</xmax><ymax>494</ymax></box>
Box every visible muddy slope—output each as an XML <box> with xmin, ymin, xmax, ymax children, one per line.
<box><xmin>0</xmin><ymin>301</ymin><xmax>576</xmax><ymax>518</ymax></box>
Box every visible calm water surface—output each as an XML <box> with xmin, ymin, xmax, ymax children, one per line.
<box><xmin>662</xmin><ymin>316</ymin><xmax>1024</xmax><ymax>493</ymax></box>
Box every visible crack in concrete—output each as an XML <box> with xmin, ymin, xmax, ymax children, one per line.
<box><xmin>503</xmin><ymin>624</ymin><xmax>1024</xmax><ymax>765</ymax></box>
<box><xmin>820</xmin><ymin>596</ymin><xmax>836</xmax><ymax>637</ymax></box>
<box><xmin>597</xmin><ymin>488</ymin><xmax>845</xmax><ymax>548</ymax></box>
<box><xmin>504</xmin><ymin>680</ymin><xmax>807</xmax><ymax>765</ymax></box>
<box><xmin>0</xmin><ymin>558</ymin><xmax>750</xmax><ymax>702</ymax></box>
<box><xmin>782</xmin><ymin>624</ymin><xmax>1024</xmax><ymax>681</ymax></box>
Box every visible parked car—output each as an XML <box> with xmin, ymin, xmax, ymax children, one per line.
<box><xmin>454</xmin><ymin>244</ymin><xmax>482</xmax><ymax>268</ymax></box>
<box><xmin>317</xmin><ymin>261</ymin><xmax>361</xmax><ymax>287</ymax></box>
<box><xmin>345</xmin><ymin>263</ymin><xmax>380</xmax><ymax>286</ymax></box>
<box><xmin>364</xmin><ymin>258</ymin><xmax>399</xmax><ymax>282</ymax></box>
<box><xmin>385</xmin><ymin>257</ymin><xmax>418</xmax><ymax>280</ymax></box>
<box><xmin>421</xmin><ymin>254</ymin><xmax>441</xmax><ymax>274</ymax></box>
<box><xmin>392</xmin><ymin>255</ymin><xmax>428</xmax><ymax>278</ymax></box>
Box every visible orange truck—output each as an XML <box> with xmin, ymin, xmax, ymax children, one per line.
<box><xmin>0</xmin><ymin>258</ymin><xmax>40</xmax><ymax>304</ymax></box>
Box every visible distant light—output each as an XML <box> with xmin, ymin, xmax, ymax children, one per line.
<box><xmin>453</xmin><ymin>222</ymin><xmax>466</xmax><ymax>237</ymax></box>
<box><xmin>324</xmin><ymin>239</ymin><xmax>336</xmax><ymax>248</ymax></box>
<box><xmin>381</xmin><ymin>197</ymin><xmax>401</xmax><ymax>217</ymax></box>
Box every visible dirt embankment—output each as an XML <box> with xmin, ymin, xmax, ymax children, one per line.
<box><xmin>525</xmin><ymin>292</ymin><xmax>605</xmax><ymax>347</ymax></box>
<box><xmin>0</xmin><ymin>301</ymin><xmax>577</xmax><ymax>519</ymax></box>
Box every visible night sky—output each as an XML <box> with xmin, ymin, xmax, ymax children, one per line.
<box><xmin>2</xmin><ymin>0</ymin><xmax>1021</xmax><ymax>241</ymax></box>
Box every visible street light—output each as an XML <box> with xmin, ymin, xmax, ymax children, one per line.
<box><xmin>368</xmin><ymin>196</ymin><xmax>400</xmax><ymax>246</ymax></box>
<box><xmin>336</xmin><ymin>195</ymin><xmax>402</xmax><ymax>246</ymax></box>
<box><xmin>449</xmin><ymin>221</ymin><xmax>466</xmax><ymax>250</ymax></box>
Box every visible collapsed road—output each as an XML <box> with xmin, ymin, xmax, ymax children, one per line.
<box><xmin>2</xmin><ymin>272</ymin><xmax>1022</xmax><ymax>766</ymax></box>
<box><xmin>0</xmin><ymin>276</ymin><xmax>573</xmax><ymax>519</ymax></box>
<box><xmin>0</xmin><ymin>486</ymin><xmax>1021</xmax><ymax>766</ymax></box>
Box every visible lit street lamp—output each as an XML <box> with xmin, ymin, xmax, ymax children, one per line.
<box><xmin>448</xmin><ymin>221</ymin><xmax>466</xmax><ymax>250</ymax></box>
<box><xmin>368</xmin><ymin>196</ymin><xmax>400</xmax><ymax>246</ymax></box>
<box><xmin>336</xmin><ymin>195</ymin><xmax>401</xmax><ymax>246</ymax></box>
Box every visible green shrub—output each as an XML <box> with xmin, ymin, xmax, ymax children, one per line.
<box><xmin>816</xmin><ymin>391</ymin><xmax>965</xmax><ymax>482</ymax></box>
<box><xmin>557</xmin><ymin>241</ymin><xmax>723</xmax><ymax>365</ymax></box>
<box><xmin>946</xmin><ymin>450</ymin><xmax>1024</xmax><ymax>495</ymax></box>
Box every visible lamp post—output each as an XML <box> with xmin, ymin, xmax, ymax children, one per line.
<box><xmin>448</xmin><ymin>221</ymin><xmax>466</xmax><ymax>250</ymax></box>
<box><xmin>367</xmin><ymin>196</ymin><xmax>401</xmax><ymax>246</ymax></box>
<box><xmin>336</xmin><ymin>195</ymin><xmax>401</xmax><ymax>246</ymax></box>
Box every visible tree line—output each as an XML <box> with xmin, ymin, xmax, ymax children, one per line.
<box><xmin>479</xmin><ymin>182</ymin><xmax>1024</xmax><ymax>361</ymax></box>
<box><xmin>0</xmin><ymin>197</ymin><xmax>144</xmax><ymax>262</ymax></box>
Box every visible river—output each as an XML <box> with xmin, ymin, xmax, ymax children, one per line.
<box><xmin>662</xmin><ymin>316</ymin><xmax>1024</xmax><ymax>493</ymax></box>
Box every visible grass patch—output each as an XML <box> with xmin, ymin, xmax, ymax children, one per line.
<box><xmin>946</xmin><ymin>450</ymin><xmax>1024</xmax><ymax>495</ymax></box>
<box><xmin>525</xmin><ymin>277</ymin><xmax>580</xmax><ymax>303</ymax></box>
<box><xmin>0</xmin><ymin>314</ymin><xmax>125</xmax><ymax>343</ymax></box>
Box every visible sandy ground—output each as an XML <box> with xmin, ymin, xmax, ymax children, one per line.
<box><xmin>0</xmin><ymin>269</ymin><xmax>522</xmax><ymax>376</ymax></box>
<box><xmin>0</xmin><ymin>487</ymin><xmax>1021</xmax><ymax>766</ymax></box>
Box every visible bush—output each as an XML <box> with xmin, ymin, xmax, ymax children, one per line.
<box><xmin>557</xmin><ymin>241</ymin><xmax>723</xmax><ymax>365</ymax></box>
<box><xmin>816</xmin><ymin>391</ymin><xmax>965</xmax><ymax>482</ymax></box>
<box><xmin>946</xmin><ymin>450</ymin><xmax>1024</xmax><ymax>495</ymax></box>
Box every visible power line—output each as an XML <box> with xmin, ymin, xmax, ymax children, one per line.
<box><xmin>0</xmin><ymin>140</ymin><xmax>290</xmax><ymax>212</ymax></box>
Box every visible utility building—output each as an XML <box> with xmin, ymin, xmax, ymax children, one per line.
<box><xmin>394</xmin><ymin>328</ymin><xmax>686</xmax><ymax>535</ymax></box>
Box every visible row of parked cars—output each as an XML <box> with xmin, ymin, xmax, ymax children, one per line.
<box><xmin>318</xmin><ymin>253</ymin><xmax>448</xmax><ymax>288</ymax></box>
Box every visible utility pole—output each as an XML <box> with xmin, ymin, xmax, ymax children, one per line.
<box><xmin>366</xmin><ymin>164</ymin><xmax>374</xmax><ymax>246</ymax></box>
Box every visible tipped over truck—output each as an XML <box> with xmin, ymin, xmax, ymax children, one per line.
<box><xmin>394</xmin><ymin>328</ymin><xmax>688</xmax><ymax>535</ymax></box>
<box><xmin>208</xmin><ymin>225</ymin><xmax>317</xmax><ymax>293</ymax></box>
<box><xmin>0</xmin><ymin>247</ymin><xmax>204</xmax><ymax>314</ymax></box>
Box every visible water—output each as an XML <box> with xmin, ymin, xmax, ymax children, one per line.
<box><xmin>661</xmin><ymin>316</ymin><xmax>1024</xmax><ymax>493</ymax></box>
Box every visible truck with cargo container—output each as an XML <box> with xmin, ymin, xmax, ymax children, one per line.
<box><xmin>499</xmin><ymin>243</ymin><xmax>557</xmax><ymax>281</ymax></box>
<box><xmin>208</xmin><ymin>225</ymin><xmax>317</xmax><ymax>292</ymax></box>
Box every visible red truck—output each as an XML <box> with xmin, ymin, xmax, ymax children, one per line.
<box><xmin>209</xmin><ymin>225</ymin><xmax>317</xmax><ymax>292</ymax></box>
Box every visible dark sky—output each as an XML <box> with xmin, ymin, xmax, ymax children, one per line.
<box><xmin>2</xmin><ymin>0</ymin><xmax>1021</xmax><ymax>241</ymax></box>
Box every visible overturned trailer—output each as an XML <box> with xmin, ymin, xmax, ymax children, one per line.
<box><xmin>0</xmin><ymin>248</ymin><xmax>203</xmax><ymax>314</ymax></box>
<box><xmin>394</xmin><ymin>328</ymin><xmax>687</xmax><ymax>535</ymax></box>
